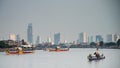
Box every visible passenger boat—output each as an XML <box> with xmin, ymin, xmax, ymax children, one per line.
<box><xmin>87</xmin><ymin>54</ymin><xmax>105</xmax><ymax>61</ymax></box>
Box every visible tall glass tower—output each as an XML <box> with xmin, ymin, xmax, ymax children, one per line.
<box><xmin>36</xmin><ymin>35</ymin><xmax>40</xmax><ymax>44</ymax></box>
<box><xmin>27</xmin><ymin>23</ymin><xmax>33</xmax><ymax>44</ymax></box>
<box><xmin>54</xmin><ymin>33</ymin><xmax>60</xmax><ymax>45</ymax></box>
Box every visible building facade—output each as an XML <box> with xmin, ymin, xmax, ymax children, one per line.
<box><xmin>114</xmin><ymin>34</ymin><xmax>120</xmax><ymax>42</ymax></box>
<box><xmin>27</xmin><ymin>23</ymin><xmax>33</xmax><ymax>44</ymax></box>
<box><xmin>9</xmin><ymin>33</ymin><xmax>16</xmax><ymax>41</ymax></box>
<box><xmin>88</xmin><ymin>36</ymin><xmax>94</xmax><ymax>43</ymax></box>
<box><xmin>96</xmin><ymin>35</ymin><xmax>103</xmax><ymax>42</ymax></box>
<box><xmin>16</xmin><ymin>34</ymin><xmax>20</xmax><ymax>41</ymax></box>
<box><xmin>54</xmin><ymin>33</ymin><xmax>60</xmax><ymax>45</ymax></box>
<box><xmin>36</xmin><ymin>35</ymin><xmax>40</xmax><ymax>44</ymax></box>
<box><xmin>79</xmin><ymin>32</ymin><xmax>87</xmax><ymax>43</ymax></box>
<box><xmin>107</xmin><ymin>34</ymin><xmax>114</xmax><ymax>42</ymax></box>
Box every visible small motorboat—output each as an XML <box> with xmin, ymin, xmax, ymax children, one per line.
<box><xmin>87</xmin><ymin>54</ymin><xmax>105</xmax><ymax>61</ymax></box>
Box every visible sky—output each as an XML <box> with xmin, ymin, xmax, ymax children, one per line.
<box><xmin>0</xmin><ymin>0</ymin><xmax>120</xmax><ymax>43</ymax></box>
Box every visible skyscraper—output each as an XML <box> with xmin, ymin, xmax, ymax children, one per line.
<box><xmin>47</xmin><ymin>37</ymin><xmax>52</xmax><ymax>43</ymax></box>
<box><xmin>36</xmin><ymin>35</ymin><xmax>40</xmax><ymax>44</ymax></box>
<box><xmin>54</xmin><ymin>33</ymin><xmax>60</xmax><ymax>45</ymax></box>
<box><xmin>79</xmin><ymin>32</ymin><xmax>87</xmax><ymax>43</ymax></box>
<box><xmin>114</xmin><ymin>34</ymin><xmax>120</xmax><ymax>42</ymax></box>
<box><xmin>88</xmin><ymin>36</ymin><xmax>94</xmax><ymax>43</ymax></box>
<box><xmin>27</xmin><ymin>23</ymin><xmax>33</xmax><ymax>44</ymax></box>
<box><xmin>9</xmin><ymin>33</ymin><xmax>16</xmax><ymax>41</ymax></box>
<box><xmin>16</xmin><ymin>34</ymin><xmax>20</xmax><ymax>41</ymax></box>
<box><xmin>96</xmin><ymin>35</ymin><xmax>103</xmax><ymax>42</ymax></box>
<box><xmin>107</xmin><ymin>34</ymin><xmax>115</xmax><ymax>42</ymax></box>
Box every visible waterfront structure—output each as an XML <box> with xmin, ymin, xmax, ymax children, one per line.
<box><xmin>79</xmin><ymin>32</ymin><xmax>87</xmax><ymax>43</ymax></box>
<box><xmin>54</xmin><ymin>33</ymin><xmax>60</xmax><ymax>45</ymax></box>
<box><xmin>9</xmin><ymin>33</ymin><xmax>16</xmax><ymax>41</ymax></box>
<box><xmin>96</xmin><ymin>35</ymin><xmax>103</xmax><ymax>42</ymax></box>
<box><xmin>27</xmin><ymin>23</ymin><xmax>33</xmax><ymax>44</ymax></box>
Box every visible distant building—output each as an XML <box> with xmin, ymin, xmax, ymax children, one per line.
<box><xmin>114</xmin><ymin>34</ymin><xmax>120</xmax><ymax>42</ymax></box>
<box><xmin>9</xmin><ymin>33</ymin><xmax>16</xmax><ymax>41</ymax></box>
<box><xmin>27</xmin><ymin>23</ymin><xmax>33</xmax><ymax>44</ymax></box>
<box><xmin>47</xmin><ymin>37</ymin><xmax>52</xmax><ymax>43</ymax></box>
<box><xmin>107</xmin><ymin>34</ymin><xmax>114</xmax><ymax>42</ymax></box>
<box><xmin>64</xmin><ymin>40</ymin><xmax>68</xmax><ymax>43</ymax></box>
<box><xmin>16</xmin><ymin>34</ymin><xmax>20</xmax><ymax>41</ymax></box>
<box><xmin>54</xmin><ymin>33</ymin><xmax>60</xmax><ymax>45</ymax></box>
<box><xmin>96</xmin><ymin>35</ymin><xmax>103</xmax><ymax>42</ymax></box>
<box><xmin>88</xmin><ymin>36</ymin><xmax>94</xmax><ymax>43</ymax></box>
<box><xmin>77</xmin><ymin>39</ymin><xmax>80</xmax><ymax>44</ymax></box>
<box><xmin>36</xmin><ymin>35</ymin><xmax>40</xmax><ymax>44</ymax></box>
<box><xmin>79</xmin><ymin>32</ymin><xmax>87</xmax><ymax>43</ymax></box>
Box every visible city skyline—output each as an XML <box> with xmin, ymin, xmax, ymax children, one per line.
<box><xmin>0</xmin><ymin>31</ymin><xmax>119</xmax><ymax>44</ymax></box>
<box><xmin>0</xmin><ymin>0</ymin><xmax>120</xmax><ymax>42</ymax></box>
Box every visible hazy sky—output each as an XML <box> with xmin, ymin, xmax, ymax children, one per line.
<box><xmin>0</xmin><ymin>0</ymin><xmax>120</xmax><ymax>43</ymax></box>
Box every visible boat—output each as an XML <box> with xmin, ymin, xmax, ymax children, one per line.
<box><xmin>5</xmin><ymin>50</ymin><xmax>34</xmax><ymax>55</ymax></box>
<box><xmin>5</xmin><ymin>47</ymin><xmax>34</xmax><ymax>55</ymax></box>
<box><xmin>48</xmin><ymin>46</ymin><xmax>69</xmax><ymax>52</ymax></box>
<box><xmin>49</xmin><ymin>48</ymin><xmax>69</xmax><ymax>52</ymax></box>
<box><xmin>87</xmin><ymin>54</ymin><xmax>105</xmax><ymax>61</ymax></box>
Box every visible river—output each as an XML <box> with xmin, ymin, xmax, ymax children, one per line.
<box><xmin>0</xmin><ymin>48</ymin><xmax>120</xmax><ymax>68</ymax></box>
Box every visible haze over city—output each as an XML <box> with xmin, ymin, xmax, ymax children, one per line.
<box><xmin>0</xmin><ymin>0</ymin><xmax>120</xmax><ymax>43</ymax></box>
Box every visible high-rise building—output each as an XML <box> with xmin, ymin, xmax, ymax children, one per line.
<box><xmin>16</xmin><ymin>34</ymin><xmax>20</xmax><ymax>41</ymax></box>
<box><xmin>96</xmin><ymin>35</ymin><xmax>103</xmax><ymax>42</ymax></box>
<box><xmin>107</xmin><ymin>34</ymin><xmax>115</xmax><ymax>42</ymax></box>
<box><xmin>54</xmin><ymin>33</ymin><xmax>60</xmax><ymax>44</ymax></box>
<box><xmin>114</xmin><ymin>34</ymin><xmax>120</xmax><ymax>42</ymax></box>
<box><xmin>79</xmin><ymin>32</ymin><xmax>87</xmax><ymax>43</ymax></box>
<box><xmin>47</xmin><ymin>37</ymin><xmax>52</xmax><ymax>43</ymax></box>
<box><xmin>27</xmin><ymin>23</ymin><xmax>33</xmax><ymax>44</ymax></box>
<box><xmin>36</xmin><ymin>35</ymin><xmax>40</xmax><ymax>44</ymax></box>
<box><xmin>9</xmin><ymin>33</ymin><xmax>16</xmax><ymax>41</ymax></box>
<box><xmin>88</xmin><ymin>36</ymin><xmax>94</xmax><ymax>43</ymax></box>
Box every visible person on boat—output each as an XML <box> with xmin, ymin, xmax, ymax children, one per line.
<box><xmin>55</xmin><ymin>46</ymin><xmax>60</xmax><ymax>51</ymax></box>
<box><xmin>94</xmin><ymin>48</ymin><xmax>100</xmax><ymax>58</ymax></box>
<box><xmin>17</xmin><ymin>47</ymin><xmax>23</xmax><ymax>54</ymax></box>
<box><xmin>5</xmin><ymin>49</ymin><xmax>10</xmax><ymax>54</ymax></box>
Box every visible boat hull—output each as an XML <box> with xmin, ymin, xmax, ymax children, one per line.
<box><xmin>5</xmin><ymin>51</ymin><xmax>34</xmax><ymax>55</ymax></box>
<box><xmin>48</xmin><ymin>48</ymin><xmax>69</xmax><ymax>52</ymax></box>
<box><xmin>49</xmin><ymin>49</ymin><xmax>69</xmax><ymax>52</ymax></box>
<box><xmin>88</xmin><ymin>55</ymin><xmax>105</xmax><ymax>61</ymax></box>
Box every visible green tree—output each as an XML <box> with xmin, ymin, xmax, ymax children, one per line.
<box><xmin>99</xmin><ymin>41</ymin><xmax>104</xmax><ymax>47</ymax></box>
<box><xmin>0</xmin><ymin>41</ymin><xmax>9</xmax><ymax>48</ymax></box>
<box><xmin>90</xmin><ymin>42</ymin><xmax>96</xmax><ymax>46</ymax></box>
